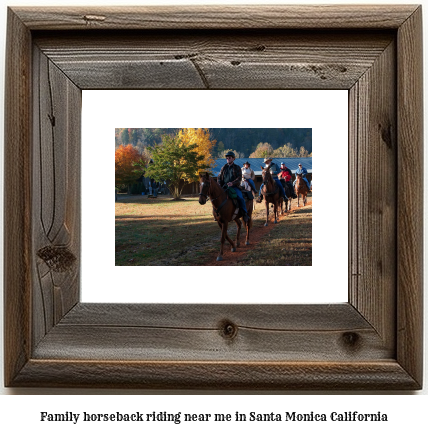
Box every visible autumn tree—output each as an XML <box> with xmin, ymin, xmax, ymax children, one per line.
<box><xmin>144</xmin><ymin>135</ymin><xmax>208</xmax><ymax>199</ymax></box>
<box><xmin>249</xmin><ymin>142</ymin><xmax>274</xmax><ymax>158</ymax></box>
<box><xmin>177</xmin><ymin>128</ymin><xmax>217</xmax><ymax>175</ymax></box>
<box><xmin>115</xmin><ymin>145</ymin><xmax>146</xmax><ymax>191</ymax></box>
<box><xmin>298</xmin><ymin>146</ymin><xmax>310</xmax><ymax>158</ymax></box>
<box><xmin>271</xmin><ymin>142</ymin><xmax>298</xmax><ymax>158</ymax></box>
<box><xmin>219</xmin><ymin>148</ymin><xmax>244</xmax><ymax>159</ymax></box>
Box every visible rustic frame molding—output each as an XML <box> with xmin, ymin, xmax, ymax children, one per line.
<box><xmin>4</xmin><ymin>5</ymin><xmax>423</xmax><ymax>389</ymax></box>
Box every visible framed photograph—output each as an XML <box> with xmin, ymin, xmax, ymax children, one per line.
<box><xmin>85</xmin><ymin>90</ymin><xmax>347</xmax><ymax>305</ymax></box>
<box><xmin>4</xmin><ymin>5</ymin><xmax>423</xmax><ymax>389</ymax></box>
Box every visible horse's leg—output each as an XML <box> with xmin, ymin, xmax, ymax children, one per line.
<box><xmin>245</xmin><ymin>216</ymin><xmax>251</xmax><ymax>245</ymax></box>
<box><xmin>245</xmin><ymin>202</ymin><xmax>252</xmax><ymax>245</ymax></box>
<box><xmin>264</xmin><ymin>200</ymin><xmax>269</xmax><ymax>226</ymax></box>
<box><xmin>287</xmin><ymin>187</ymin><xmax>291</xmax><ymax>211</ymax></box>
<box><xmin>234</xmin><ymin>217</ymin><xmax>241</xmax><ymax>250</ymax></box>
<box><xmin>218</xmin><ymin>220</ymin><xmax>235</xmax><ymax>249</ymax></box>
<box><xmin>273</xmin><ymin>200</ymin><xmax>278</xmax><ymax>224</ymax></box>
<box><xmin>217</xmin><ymin>221</ymin><xmax>230</xmax><ymax>261</ymax></box>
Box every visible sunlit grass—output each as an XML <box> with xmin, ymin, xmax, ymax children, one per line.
<box><xmin>115</xmin><ymin>194</ymin><xmax>311</xmax><ymax>266</ymax></box>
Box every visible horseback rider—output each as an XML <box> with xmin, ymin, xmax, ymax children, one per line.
<box><xmin>256</xmin><ymin>157</ymin><xmax>289</xmax><ymax>203</ymax></box>
<box><xmin>279</xmin><ymin>162</ymin><xmax>297</xmax><ymax>198</ymax></box>
<box><xmin>293</xmin><ymin>163</ymin><xmax>311</xmax><ymax>190</ymax></box>
<box><xmin>241</xmin><ymin>161</ymin><xmax>257</xmax><ymax>194</ymax></box>
<box><xmin>217</xmin><ymin>151</ymin><xmax>250</xmax><ymax>222</ymax></box>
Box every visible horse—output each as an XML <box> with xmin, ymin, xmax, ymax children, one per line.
<box><xmin>199</xmin><ymin>173</ymin><xmax>253</xmax><ymax>261</ymax></box>
<box><xmin>279</xmin><ymin>178</ymin><xmax>294</xmax><ymax>212</ymax></box>
<box><xmin>295</xmin><ymin>173</ymin><xmax>309</xmax><ymax>206</ymax></box>
<box><xmin>260</xmin><ymin>166</ymin><xmax>283</xmax><ymax>226</ymax></box>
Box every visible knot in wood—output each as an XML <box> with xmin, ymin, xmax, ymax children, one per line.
<box><xmin>83</xmin><ymin>15</ymin><xmax>106</xmax><ymax>23</ymax></box>
<box><xmin>219</xmin><ymin>320</ymin><xmax>238</xmax><ymax>340</ymax></box>
<box><xmin>341</xmin><ymin>332</ymin><xmax>361</xmax><ymax>350</ymax></box>
<box><xmin>37</xmin><ymin>245</ymin><xmax>76</xmax><ymax>272</ymax></box>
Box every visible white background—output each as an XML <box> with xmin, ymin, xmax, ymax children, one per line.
<box><xmin>0</xmin><ymin>0</ymin><xmax>427</xmax><ymax>430</ymax></box>
<box><xmin>82</xmin><ymin>89</ymin><xmax>348</xmax><ymax>304</ymax></box>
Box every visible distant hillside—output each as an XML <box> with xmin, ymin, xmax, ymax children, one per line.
<box><xmin>115</xmin><ymin>128</ymin><xmax>312</xmax><ymax>158</ymax></box>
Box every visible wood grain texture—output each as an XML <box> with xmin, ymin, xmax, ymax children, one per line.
<box><xmin>32</xmin><ymin>304</ymin><xmax>392</xmax><ymax>362</ymax></box>
<box><xmin>3</xmin><ymin>8</ymin><xmax>32</xmax><ymax>388</ymax></box>
<box><xmin>349</xmin><ymin>40</ymin><xmax>397</xmax><ymax>350</ymax></box>
<box><xmin>12</xmin><ymin>5</ymin><xmax>419</xmax><ymax>30</ymax></box>
<box><xmin>12</xmin><ymin>361</ymin><xmax>419</xmax><ymax>390</ymax></box>
<box><xmin>34</xmin><ymin>31</ymin><xmax>393</xmax><ymax>90</ymax></box>
<box><xmin>396</xmin><ymin>6</ymin><xmax>423</xmax><ymax>387</ymax></box>
<box><xmin>3</xmin><ymin>6</ymin><xmax>423</xmax><ymax>390</ymax></box>
<box><xmin>32</xmin><ymin>46</ymin><xmax>81</xmax><ymax>348</ymax></box>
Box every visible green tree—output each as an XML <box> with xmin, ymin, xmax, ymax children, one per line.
<box><xmin>121</xmin><ymin>128</ymin><xmax>130</xmax><ymax>145</ymax></box>
<box><xmin>216</xmin><ymin>140</ymin><xmax>225</xmax><ymax>156</ymax></box>
<box><xmin>131</xmin><ymin>128</ymin><xmax>139</xmax><ymax>146</ymax></box>
<box><xmin>144</xmin><ymin>135</ymin><xmax>208</xmax><ymax>199</ymax></box>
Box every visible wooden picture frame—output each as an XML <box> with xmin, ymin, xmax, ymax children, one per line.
<box><xmin>4</xmin><ymin>5</ymin><xmax>423</xmax><ymax>390</ymax></box>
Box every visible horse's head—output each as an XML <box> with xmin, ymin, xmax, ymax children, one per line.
<box><xmin>261</xmin><ymin>166</ymin><xmax>272</xmax><ymax>185</ymax></box>
<box><xmin>199</xmin><ymin>173</ymin><xmax>210</xmax><ymax>205</ymax></box>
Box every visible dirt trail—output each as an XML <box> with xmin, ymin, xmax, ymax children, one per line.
<box><xmin>202</xmin><ymin>196</ymin><xmax>311</xmax><ymax>266</ymax></box>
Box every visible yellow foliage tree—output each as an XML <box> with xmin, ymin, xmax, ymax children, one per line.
<box><xmin>177</xmin><ymin>128</ymin><xmax>216</xmax><ymax>176</ymax></box>
<box><xmin>249</xmin><ymin>142</ymin><xmax>275</xmax><ymax>159</ymax></box>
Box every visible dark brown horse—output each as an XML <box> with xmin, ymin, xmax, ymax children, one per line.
<box><xmin>260</xmin><ymin>167</ymin><xmax>283</xmax><ymax>226</ymax></box>
<box><xmin>199</xmin><ymin>173</ymin><xmax>253</xmax><ymax>261</ymax></box>
<box><xmin>279</xmin><ymin>178</ymin><xmax>294</xmax><ymax>212</ymax></box>
<box><xmin>295</xmin><ymin>173</ymin><xmax>309</xmax><ymax>206</ymax></box>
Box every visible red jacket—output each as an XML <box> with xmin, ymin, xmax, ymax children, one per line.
<box><xmin>279</xmin><ymin>169</ymin><xmax>291</xmax><ymax>182</ymax></box>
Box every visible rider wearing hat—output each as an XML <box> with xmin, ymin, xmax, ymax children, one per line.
<box><xmin>256</xmin><ymin>157</ymin><xmax>289</xmax><ymax>204</ymax></box>
<box><xmin>217</xmin><ymin>151</ymin><xmax>250</xmax><ymax>222</ymax></box>
<box><xmin>279</xmin><ymin>162</ymin><xmax>297</xmax><ymax>198</ymax></box>
<box><xmin>241</xmin><ymin>161</ymin><xmax>256</xmax><ymax>194</ymax></box>
<box><xmin>293</xmin><ymin>163</ymin><xmax>311</xmax><ymax>190</ymax></box>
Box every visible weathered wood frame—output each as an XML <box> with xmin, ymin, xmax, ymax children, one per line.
<box><xmin>4</xmin><ymin>5</ymin><xmax>423</xmax><ymax>389</ymax></box>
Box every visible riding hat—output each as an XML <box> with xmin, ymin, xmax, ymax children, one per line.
<box><xmin>264</xmin><ymin>157</ymin><xmax>272</xmax><ymax>162</ymax></box>
<box><xmin>243</xmin><ymin>161</ymin><xmax>251</xmax><ymax>166</ymax></box>
<box><xmin>225</xmin><ymin>151</ymin><xmax>235</xmax><ymax>158</ymax></box>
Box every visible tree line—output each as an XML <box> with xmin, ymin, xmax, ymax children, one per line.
<box><xmin>115</xmin><ymin>128</ymin><xmax>312</xmax><ymax>157</ymax></box>
<box><xmin>115</xmin><ymin>128</ymin><xmax>311</xmax><ymax>199</ymax></box>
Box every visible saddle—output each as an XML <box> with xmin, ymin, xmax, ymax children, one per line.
<box><xmin>241</xmin><ymin>190</ymin><xmax>254</xmax><ymax>201</ymax></box>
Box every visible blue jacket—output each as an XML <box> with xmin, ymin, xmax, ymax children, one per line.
<box><xmin>296</xmin><ymin>167</ymin><xmax>308</xmax><ymax>178</ymax></box>
<box><xmin>266</xmin><ymin>162</ymin><xmax>280</xmax><ymax>179</ymax></box>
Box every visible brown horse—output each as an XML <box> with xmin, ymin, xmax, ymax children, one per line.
<box><xmin>260</xmin><ymin>167</ymin><xmax>283</xmax><ymax>226</ymax></box>
<box><xmin>295</xmin><ymin>173</ymin><xmax>309</xmax><ymax>206</ymax></box>
<box><xmin>199</xmin><ymin>173</ymin><xmax>253</xmax><ymax>261</ymax></box>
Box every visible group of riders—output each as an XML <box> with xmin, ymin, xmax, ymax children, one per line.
<box><xmin>217</xmin><ymin>150</ymin><xmax>311</xmax><ymax>223</ymax></box>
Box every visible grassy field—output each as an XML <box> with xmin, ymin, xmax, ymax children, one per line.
<box><xmin>243</xmin><ymin>204</ymin><xmax>312</xmax><ymax>266</ymax></box>
<box><xmin>115</xmin><ymin>194</ymin><xmax>312</xmax><ymax>266</ymax></box>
